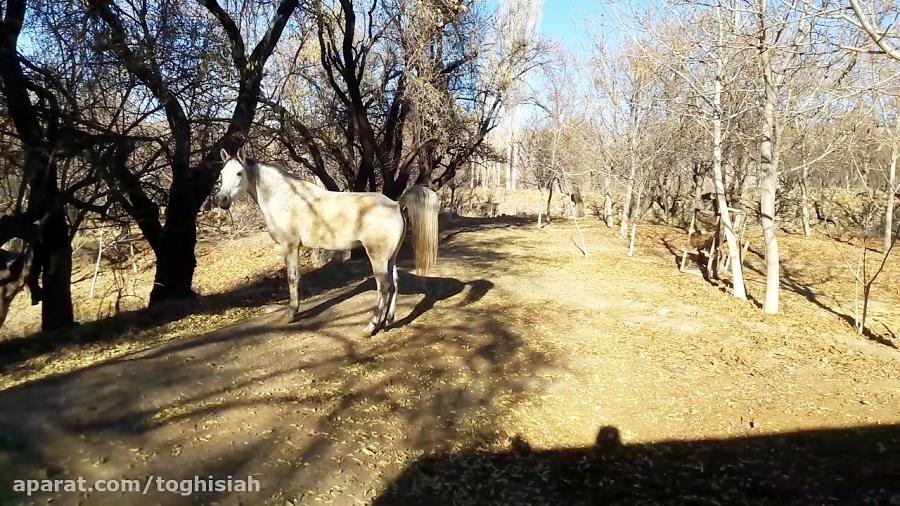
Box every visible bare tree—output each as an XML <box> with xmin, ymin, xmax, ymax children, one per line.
<box><xmin>588</xmin><ymin>37</ymin><xmax>661</xmax><ymax>239</ymax></box>
<box><xmin>85</xmin><ymin>0</ymin><xmax>299</xmax><ymax>303</ymax></box>
<box><xmin>268</xmin><ymin>0</ymin><xmax>541</xmax><ymax>197</ymax></box>
<box><xmin>842</xmin><ymin>0</ymin><xmax>900</xmax><ymax>61</ymax></box>
<box><xmin>0</xmin><ymin>0</ymin><xmax>75</xmax><ymax>329</ymax></box>
<box><xmin>629</xmin><ymin>0</ymin><xmax>750</xmax><ymax>299</ymax></box>
<box><xmin>751</xmin><ymin>0</ymin><xmax>823</xmax><ymax>314</ymax></box>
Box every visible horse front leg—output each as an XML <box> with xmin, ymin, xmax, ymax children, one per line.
<box><xmin>282</xmin><ymin>243</ymin><xmax>301</xmax><ymax>322</ymax></box>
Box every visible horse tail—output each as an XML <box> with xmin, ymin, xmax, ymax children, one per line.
<box><xmin>399</xmin><ymin>185</ymin><xmax>440</xmax><ymax>275</ymax></box>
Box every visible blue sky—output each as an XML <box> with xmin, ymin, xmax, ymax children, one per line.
<box><xmin>538</xmin><ymin>0</ymin><xmax>648</xmax><ymax>54</ymax></box>
<box><xmin>538</xmin><ymin>0</ymin><xmax>598</xmax><ymax>53</ymax></box>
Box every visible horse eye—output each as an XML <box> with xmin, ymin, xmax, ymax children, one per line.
<box><xmin>237</xmin><ymin>171</ymin><xmax>243</xmax><ymax>177</ymax></box>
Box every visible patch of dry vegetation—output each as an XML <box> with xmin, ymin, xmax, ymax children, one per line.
<box><xmin>0</xmin><ymin>229</ymin><xmax>293</xmax><ymax>390</ymax></box>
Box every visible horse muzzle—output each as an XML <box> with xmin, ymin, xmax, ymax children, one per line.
<box><xmin>216</xmin><ymin>195</ymin><xmax>232</xmax><ymax>210</ymax></box>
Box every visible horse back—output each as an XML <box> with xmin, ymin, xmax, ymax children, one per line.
<box><xmin>292</xmin><ymin>190</ymin><xmax>403</xmax><ymax>251</ymax></box>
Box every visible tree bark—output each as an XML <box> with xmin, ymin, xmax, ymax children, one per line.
<box><xmin>759</xmin><ymin>51</ymin><xmax>781</xmax><ymax>315</ymax></box>
<box><xmin>800</xmin><ymin>166</ymin><xmax>811</xmax><ymax>237</ymax></box>
<box><xmin>149</xmin><ymin>165</ymin><xmax>202</xmax><ymax>303</ymax></box>
<box><xmin>633</xmin><ymin>180</ymin><xmax>644</xmax><ymax>223</ymax></box>
<box><xmin>0</xmin><ymin>0</ymin><xmax>74</xmax><ymax>330</ymax></box>
<box><xmin>712</xmin><ymin>69</ymin><xmax>747</xmax><ymax>299</ymax></box>
<box><xmin>545</xmin><ymin>178</ymin><xmax>555</xmax><ymax>223</ymax></box>
<box><xmin>603</xmin><ymin>174</ymin><xmax>614</xmax><ymax>227</ymax></box>
<box><xmin>885</xmin><ymin>141</ymin><xmax>897</xmax><ymax>253</ymax></box>
<box><xmin>620</xmin><ymin>138</ymin><xmax>637</xmax><ymax>238</ymax></box>
<box><xmin>27</xmin><ymin>155</ymin><xmax>74</xmax><ymax>330</ymax></box>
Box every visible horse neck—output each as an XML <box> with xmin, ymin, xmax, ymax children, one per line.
<box><xmin>247</xmin><ymin>162</ymin><xmax>317</xmax><ymax>207</ymax></box>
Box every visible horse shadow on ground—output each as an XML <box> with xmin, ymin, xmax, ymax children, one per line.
<box><xmin>284</xmin><ymin>272</ymin><xmax>493</xmax><ymax>332</ymax></box>
<box><xmin>122</xmin><ymin>272</ymin><xmax>494</xmax><ymax>363</ymax></box>
<box><xmin>374</xmin><ymin>424</ymin><xmax>900</xmax><ymax>505</ymax></box>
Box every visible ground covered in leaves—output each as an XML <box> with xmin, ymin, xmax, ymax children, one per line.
<box><xmin>0</xmin><ymin>215</ymin><xmax>898</xmax><ymax>505</ymax></box>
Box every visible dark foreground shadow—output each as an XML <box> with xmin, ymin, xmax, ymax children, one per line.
<box><xmin>375</xmin><ymin>424</ymin><xmax>900</xmax><ymax>505</ymax></box>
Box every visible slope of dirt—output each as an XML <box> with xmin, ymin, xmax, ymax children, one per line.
<box><xmin>0</xmin><ymin>216</ymin><xmax>898</xmax><ymax>505</ymax></box>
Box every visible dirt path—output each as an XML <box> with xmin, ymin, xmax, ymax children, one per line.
<box><xmin>1</xmin><ymin>217</ymin><xmax>898</xmax><ymax>505</ymax></box>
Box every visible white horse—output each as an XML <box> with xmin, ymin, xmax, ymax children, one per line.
<box><xmin>214</xmin><ymin>148</ymin><xmax>439</xmax><ymax>334</ymax></box>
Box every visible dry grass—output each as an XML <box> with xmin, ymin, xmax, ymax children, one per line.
<box><xmin>0</xmin><ymin>230</ymin><xmax>297</xmax><ymax>391</ymax></box>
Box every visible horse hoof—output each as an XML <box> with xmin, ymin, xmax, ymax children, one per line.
<box><xmin>364</xmin><ymin>323</ymin><xmax>378</xmax><ymax>335</ymax></box>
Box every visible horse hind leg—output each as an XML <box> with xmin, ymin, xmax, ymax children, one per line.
<box><xmin>365</xmin><ymin>266</ymin><xmax>391</xmax><ymax>335</ymax></box>
<box><xmin>385</xmin><ymin>257</ymin><xmax>399</xmax><ymax>326</ymax></box>
<box><xmin>282</xmin><ymin>243</ymin><xmax>301</xmax><ymax>323</ymax></box>
<box><xmin>384</xmin><ymin>217</ymin><xmax>405</xmax><ymax>327</ymax></box>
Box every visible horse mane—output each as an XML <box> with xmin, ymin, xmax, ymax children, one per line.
<box><xmin>245</xmin><ymin>158</ymin><xmax>321</xmax><ymax>199</ymax></box>
<box><xmin>249</xmin><ymin>159</ymin><xmax>305</xmax><ymax>182</ymax></box>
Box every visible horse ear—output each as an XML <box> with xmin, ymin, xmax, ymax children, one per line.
<box><xmin>219</xmin><ymin>148</ymin><xmax>229</xmax><ymax>163</ymax></box>
<box><xmin>236</xmin><ymin>146</ymin><xmax>246</xmax><ymax>163</ymax></box>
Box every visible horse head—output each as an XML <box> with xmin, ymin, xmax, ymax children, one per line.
<box><xmin>215</xmin><ymin>147</ymin><xmax>249</xmax><ymax>210</ymax></box>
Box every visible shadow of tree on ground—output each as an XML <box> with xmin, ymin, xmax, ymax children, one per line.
<box><xmin>741</xmin><ymin>248</ymin><xmax>897</xmax><ymax>349</ymax></box>
<box><xmin>375</xmin><ymin>424</ymin><xmax>900</xmax><ymax>505</ymax></box>
<box><xmin>653</xmin><ymin>227</ymin><xmax>897</xmax><ymax>347</ymax></box>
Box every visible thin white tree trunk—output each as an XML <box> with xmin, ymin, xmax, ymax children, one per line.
<box><xmin>885</xmin><ymin>142</ymin><xmax>897</xmax><ymax>253</ymax></box>
<box><xmin>509</xmin><ymin>143</ymin><xmax>518</xmax><ymax>190</ymax></box>
<box><xmin>90</xmin><ymin>227</ymin><xmax>104</xmax><ymax>298</ymax></box>
<box><xmin>633</xmin><ymin>180</ymin><xmax>644</xmax><ymax>222</ymax></box>
<box><xmin>800</xmin><ymin>172</ymin><xmax>812</xmax><ymax>237</ymax></box>
<box><xmin>537</xmin><ymin>187</ymin><xmax>544</xmax><ymax>227</ymax></box>
<box><xmin>603</xmin><ymin>175</ymin><xmax>614</xmax><ymax>227</ymax></box>
<box><xmin>620</xmin><ymin>141</ymin><xmax>637</xmax><ymax>238</ymax></box>
<box><xmin>712</xmin><ymin>69</ymin><xmax>747</xmax><ymax>299</ymax></box>
<box><xmin>759</xmin><ymin>54</ymin><xmax>781</xmax><ymax>315</ymax></box>
<box><xmin>627</xmin><ymin>224</ymin><xmax>637</xmax><ymax>256</ymax></box>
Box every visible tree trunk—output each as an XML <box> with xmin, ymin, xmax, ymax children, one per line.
<box><xmin>659</xmin><ymin>174</ymin><xmax>672</xmax><ymax>223</ymax></box>
<box><xmin>149</xmin><ymin>164</ymin><xmax>203</xmax><ymax>303</ymax></box>
<box><xmin>759</xmin><ymin>54</ymin><xmax>781</xmax><ymax>315</ymax></box>
<box><xmin>689</xmin><ymin>161</ymin><xmax>706</xmax><ymax>230</ymax></box>
<box><xmin>545</xmin><ymin>178</ymin><xmax>555</xmax><ymax>223</ymax></box>
<box><xmin>712</xmin><ymin>70</ymin><xmax>747</xmax><ymax>300</ymax></box>
<box><xmin>30</xmin><ymin>157</ymin><xmax>74</xmax><ymax>330</ymax></box>
<box><xmin>620</xmin><ymin>145</ymin><xmax>637</xmax><ymax>238</ymax></box>
<box><xmin>0</xmin><ymin>2</ymin><xmax>74</xmax><ymax>330</ymax></box>
<box><xmin>885</xmin><ymin>142</ymin><xmax>897</xmax><ymax>253</ymax></box>
<box><xmin>603</xmin><ymin>175</ymin><xmax>614</xmax><ymax>227</ymax></box>
<box><xmin>633</xmin><ymin>180</ymin><xmax>644</xmax><ymax>223</ymax></box>
<box><xmin>509</xmin><ymin>143</ymin><xmax>518</xmax><ymax>190</ymax></box>
<box><xmin>38</xmin><ymin>213</ymin><xmax>74</xmax><ymax>330</ymax></box>
<box><xmin>800</xmin><ymin>166</ymin><xmax>811</xmax><ymax>237</ymax></box>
